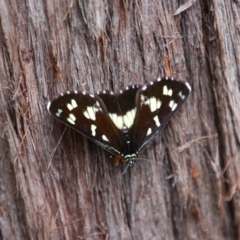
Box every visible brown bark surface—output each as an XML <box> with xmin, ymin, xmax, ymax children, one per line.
<box><xmin>0</xmin><ymin>0</ymin><xmax>240</xmax><ymax>239</ymax></box>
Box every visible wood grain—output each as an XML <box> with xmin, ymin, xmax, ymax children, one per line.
<box><xmin>0</xmin><ymin>0</ymin><xmax>239</xmax><ymax>239</ymax></box>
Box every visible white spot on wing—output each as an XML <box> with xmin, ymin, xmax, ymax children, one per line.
<box><xmin>141</xmin><ymin>95</ymin><xmax>149</xmax><ymax>105</ymax></box>
<box><xmin>141</xmin><ymin>95</ymin><xmax>162</xmax><ymax>112</ymax></box>
<box><xmin>87</xmin><ymin>107</ymin><xmax>96</xmax><ymax>121</ymax></box>
<box><xmin>149</xmin><ymin>97</ymin><xmax>157</xmax><ymax>112</ymax></box>
<box><xmin>146</xmin><ymin>128</ymin><xmax>152</xmax><ymax>136</ymax></box>
<box><xmin>163</xmin><ymin>85</ymin><xmax>173</xmax><ymax>96</ymax></box>
<box><xmin>67</xmin><ymin>114</ymin><xmax>76</xmax><ymax>125</ymax></box>
<box><xmin>69</xmin><ymin>113</ymin><xmax>76</xmax><ymax>121</ymax></box>
<box><xmin>178</xmin><ymin>91</ymin><xmax>185</xmax><ymax>99</ymax></box>
<box><xmin>163</xmin><ymin>86</ymin><xmax>168</xmax><ymax>95</ymax></box>
<box><xmin>123</xmin><ymin>109</ymin><xmax>136</xmax><ymax>128</ymax></box>
<box><xmin>67</xmin><ymin>103</ymin><xmax>73</xmax><ymax>111</ymax></box>
<box><xmin>153</xmin><ymin>116</ymin><xmax>161</xmax><ymax>127</ymax></box>
<box><xmin>169</xmin><ymin>100</ymin><xmax>178</xmax><ymax>111</ymax></box>
<box><xmin>156</xmin><ymin>100</ymin><xmax>161</xmax><ymax>109</ymax></box>
<box><xmin>71</xmin><ymin>99</ymin><xmax>78</xmax><ymax>108</ymax></box>
<box><xmin>83</xmin><ymin>111</ymin><xmax>90</xmax><ymax>119</ymax></box>
<box><xmin>95</xmin><ymin>101</ymin><xmax>100</xmax><ymax>108</ymax></box>
<box><xmin>91</xmin><ymin>124</ymin><xmax>97</xmax><ymax>136</ymax></box>
<box><xmin>109</xmin><ymin>113</ymin><xmax>123</xmax><ymax>129</ymax></box>
<box><xmin>168</xmin><ymin>89</ymin><xmax>173</xmax><ymax>96</ymax></box>
<box><xmin>149</xmin><ymin>97</ymin><xmax>162</xmax><ymax>112</ymax></box>
<box><xmin>83</xmin><ymin>102</ymin><xmax>101</xmax><ymax>121</ymax></box>
<box><xmin>56</xmin><ymin>109</ymin><xmax>63</xmax><ymax>117</ymax></box>
<box><xmin>67</xmin><ymin>99</ymin><xmax>78</xmax><ymax>111</ymax></box>
<box><xmin>102</xmin><ymin>135</ymin><xmax>109</xmax><ymax>141</ymax></box>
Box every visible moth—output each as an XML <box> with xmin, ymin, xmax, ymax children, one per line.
<box><xmin>47</xmin><ymin>77</ymin><xmax>191</xmax><ymax>166</ymax></box>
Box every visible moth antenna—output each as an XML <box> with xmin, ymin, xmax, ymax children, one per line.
<box><xmin>135</xmin><ymin>157</ymin><xmax>166</xmax><ymax>166</ymax></box>
<box><xmin>122</xmin><ymin>162</ymin><xmax>131</xmax><ymax>175</ymax></box>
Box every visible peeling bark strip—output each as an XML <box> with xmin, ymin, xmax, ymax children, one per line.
<box><xmin>0</xmin><ymin>1</ymin><xmax>240</xmax><ymax>239</ymax></box>
<box><xmin>173</xmin><ymin>0</ymin><xmax>196</xmax><ymax>16</ymax></box>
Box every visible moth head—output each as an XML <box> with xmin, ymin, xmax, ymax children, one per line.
<box><xmin>124</xmin><ymin>154</ymin><xmax>137</xmax><ymax>167</ymax></box>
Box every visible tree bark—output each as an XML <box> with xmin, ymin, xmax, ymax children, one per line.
<box><xmin>0</xmin><ymin>0</ymin><xmax>240</xmax><ymax>239</ymax></box>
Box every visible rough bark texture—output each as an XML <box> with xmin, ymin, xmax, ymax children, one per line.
<box><xmin>0</xmin><ymin>0</ymin><xmax>240</xmax><ymax>239</ymax></box>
